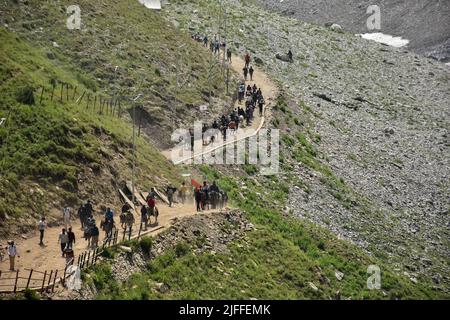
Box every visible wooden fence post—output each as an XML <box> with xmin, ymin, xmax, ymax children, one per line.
<box><xmin>52</xmin><ymin>270</ymin><xmax>58</xmax><ymax>292</ymax></box>
<box><xmin>86</xmin><ymin>94</ymin><xmax>90</xmax><ymax>109</ymax></box>
<box><xmin>41</xmin><ymin>271</ymin><xmax>47</xmax><ymax>291</ymax></box>
<box><xmin>26</xmin><ymin>269</ymin><xmax>33</xmax><ymax>289</ymax></box>
<box><xmin>60</xmin><ymin>82</ymin><xmax>64</xmax><ymax>102</ymax></box>
<box><xmin>118</xmin><ymin>99</ymin><xmax>122</xmax><ymax>117</ymax></box>
<box><xmin>77</xmin><ymin>91</ymin><xmax>86</xmax><ymax>104</ymax></box>
<box><xmin>128</xmin><ymin>226</ymin><xmax>132</xmax><ymax>241</ymax></box>
<box><xmin>138</xmin><ymin>223</ymin><xmax>142</xmax><ymax>240</ymax></box>
<box><xmin>93</xmin><ymin>95</ymin><xmax>97</xmax><ymax>111</ymax></box>
<box><xmin>47</xmin><ymin>270</ymin><xmax>53</xmax><ymax>289</ymax></box>
<box><xmin>63</xmin><ymin>265</ymin><xmax>67</xmax><ymax>287</ymax></box>
<box><xmin>51</xmin><ymin>84</ymin><xmax>55</xmax><ymax>101</ymax></box>
<box><xmin>40</xmin><ymin>87</ymin><xmax>45</xmax><ymax>105</ymax></box>
<box><xmin>91</xmin><ymin>249</ymin><xmax>96</xmax><ymax>265</ymax></box>
<box><xmin>66</xmin><ymin>83</ymin><xmax>70</xmax><ymax>102</ymax></box>
<box><xmin>86</xmin><ymin>250</ymin><xmax>91</xmax><ymax>268</ymax></box>
<box><xmin>13</xmin><ymin>270</ymin><xmax>19</xmax><ymax>293</ymax></box>
<box><xmin>72</xmin><ymin>86</ymin><xmax>77</xmax><ymax>101</ymax></box>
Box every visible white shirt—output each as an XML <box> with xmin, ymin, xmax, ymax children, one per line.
<box><xmin>38</xmin><ymin>220</ymin><xmax>46</xmax><ymax>231</ymax></box>
<box><xmin>7</xmin><ymin>244</ymin><xmax>18</xmax><ymax>257</ymax></box>
<box><xmin>59</xmin><ymin>233</ymin><xmax>69</xmax><ymax>244</ymax></box>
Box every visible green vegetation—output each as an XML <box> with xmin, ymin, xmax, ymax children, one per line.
<box><xmin>0</xmin><ymin>0</ymin><xmax>235</xmax><ymax>231</ymax></box>
<box><xmin>87</xmin><ymin>164</ymin><xmax>441</xmax><ymax>299</ymax></box>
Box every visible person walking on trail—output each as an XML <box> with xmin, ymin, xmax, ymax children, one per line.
<box><xmin>140</xmin><ymin>205</ymin><xmax>149</xmax><ymax>231</ymax></box>
<box><xmin>38</xmin><ymin>217</ymin><xmax>46</xmax><ymax>246</ymax></box>
<box><xmin>243</xmin><ymin>66</ymin><xmax>248</xmax><ymax>81</ymax></box>
<box><xmin>85</xmin><ymin>200</ymin><xmax>93</xmax><ymax>217</ymax></box>
<box><xmin>249</xmin><ymin>66</ymin><xmax>254</xmax><ymax>81</ymax></box>
<box><xmin>227</xmin><ymin>48</ymin><xmax>232</xmax><ymax>63</ymax></box>
<box><xmin>147</xmin><ymin>195</ymin><xmax>157</xmax><ymax>224</ymax></box>
<box><xmin>166</xmin><ymin>185</ymin><xmax>177</xmax><ymax>207</ymax></box>
<box><xmin>68</xmin><ymin>227</ymin><xmax>76</xmax><ymax>247</ymax></box>
<box><xmin>58</xmin><ymin>229</ymin><xmax>69</xmax><ymax>257</ymax></box>
<box><xmin>63</xmin><ymin>206</ymin><xmax>72</xmax><ymax>229</ymax></box>
<box><xmin>203</xmin><ymin>36</ymin><xmax>208</xmax><ymax>47</ymax></box>
<box><xmin>64</xmin><ymin>245</ymin><xmax>74</xmax><ymax>266</ymax></box>
<box><xmin>194</xmin><ymin>187</ymin><xmax>202</xmax><ymax>212</ymax></box>
<box><xmin>244</xmin><ymin>52</ymin><xmax>251</xmax><ymax>68</ymax></box>
<box><xmin>7</xmin><ymin>240</ymin><xmax>19</xmax><ymax>271</ymax></box>
<box><xmin>258</xmin><ymin>97</ymin><xmax>265</xmax><ymax>116</ymax></box>
<box><xmin>90</xmin><ymin>224</ymin><xmax>99</xmax><ymax>249</ymax></box>
<box><xmin>179</xmin><ymin>182</ymin><xmax>188</xmax><ymax>204</ymax></box>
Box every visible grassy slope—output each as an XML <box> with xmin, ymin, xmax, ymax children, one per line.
<box><xmin>0</xmin><ymin>0</ymin><xmax>234</xmax><ymax>235</ymax></box>
<box><xmin>0</xmin><ymin>27</ymin><xmax>182</xmax><ymax>234</ymax></box>
<box><xmin>86</xmin><ymin>161</ymin><xmax>442</xmax><ymax>299</ymax></box>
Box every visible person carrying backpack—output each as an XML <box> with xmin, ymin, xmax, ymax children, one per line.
<box><xmin>141</xmin><ymin>205</ymin><xmax>149</xmax><ymax>231</ymax></box>
<box><xmin>90</xmin><ymin>225</ymin><xmax>99</xmax><ymax>249</ymax></box>
<box><xmin>105</xmin><ymin>207</ymin><xmax>114</xmax><ymax>220</ymax></box>
<box><xmin>227</xmin><ymin>48</ymin><xmax>232</xmax><ymax>63</ymax></box>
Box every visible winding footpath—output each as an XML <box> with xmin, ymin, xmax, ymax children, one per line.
<box><xmin>162</xmin><ymin>51</ymin><xmax>278</xmax><ymax>164</ymax></box>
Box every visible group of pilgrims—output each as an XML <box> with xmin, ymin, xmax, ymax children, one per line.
<box><xmin>76</xmin><ymin>182</ymin><xmax>228</xmax><ymax>250</ymax></box>
<box><xmin>189</xmin><ymin>33</ymin><xmax>265</xmax><ymax>147</ymax></box>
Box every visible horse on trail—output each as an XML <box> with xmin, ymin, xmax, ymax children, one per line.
<box><xmin>101</xmin><ymin>217</ymin><xmax>115</xmax><ymax>240</ymax></box>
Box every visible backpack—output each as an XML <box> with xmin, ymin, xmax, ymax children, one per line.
<box><xmin>148</xmin><ymin>197</ymin><xmax>156</xmax><ymax>208</ymax></box>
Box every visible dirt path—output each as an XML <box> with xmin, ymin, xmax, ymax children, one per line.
<box><xmin>0</xmin><ymin>200</ymin><xmax>219</xmax><ymax>280</ymax></box>
<box><xmin>162</xmin><ymin>50</ymin><xmax>278</xmax><ymax>162</ymax></box>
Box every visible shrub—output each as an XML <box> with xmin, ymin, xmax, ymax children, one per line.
<box><xmin>16</xmin><ymin>85</ymin><xmax>35</xmax><ymax>105</ymax></box>
<box><xmin>175</xmin><ymin>243</ymin><xmax>190</xmax><ymax>257</ymax></box>
<box><xmin>139</xmin><ymin>237</ymin><xmax>153</xmax><ymax>255</ymax></box>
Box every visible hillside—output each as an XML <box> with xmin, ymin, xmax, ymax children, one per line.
<box><xmin>0</xmin><ymin>0</ymin><xmax>448</xmax><ymax>300</ymax></box>
<box><xmin>163</xmin><ymin>0</ymin><xmax>450</xmax><ymax>294</ymax></box>
<box><xmin>0</xmin><ymin>0</ymin><xmax>233</xmax><ymax>236</ymax></box>
<box><xmin>256</xmin><ymin>0</ymin><xmax>450</xmax><ymax>62</ymax></box>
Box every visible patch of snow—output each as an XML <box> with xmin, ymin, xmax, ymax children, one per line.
<box><xmin>138</xmin><ymin>0</ymin><xmax>161</xmax><ymax>10</ymax></box>
<box><xmin>358</xmin><ymin>33</ymin><xmax>410</xmax><ymax>48</ymax></box>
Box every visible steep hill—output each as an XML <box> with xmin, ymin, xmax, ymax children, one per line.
<box><xmin>164</xmin><ymin>0</ymin><xmax>450</xmax><ymax>294</ymax></box>
<box><xmin>0</xmin><ymin>0</ymin><xmax>233</xmax><ymax>236</ymax></box>
<box><xmin>256</xmin><ymin>0</ymin><xmax>450</xmax><ymax>62</ymax></box>
<box><xmin>0</xmin><ymin>0</ymin><xmax>448</xmax><ymax>300</ymax></box>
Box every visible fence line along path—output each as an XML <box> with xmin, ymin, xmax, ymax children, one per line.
<box><xmin>0</xmin><ymin>199</ymin><xmax>221</xmax><ymax>293</ymax></box>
